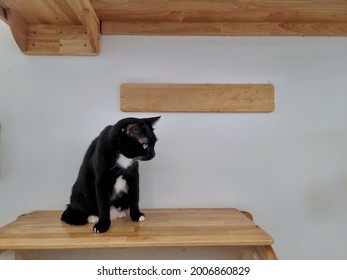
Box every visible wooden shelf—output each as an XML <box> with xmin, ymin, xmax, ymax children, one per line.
<box><xmin>0</xmin><ymin>208</ymin><xmax>277</xmax><ymax>259</ymax></box>
<box><xmin>0</xmin><ymin>0</ymin><xmax>346</xmax><ymax>56</ymax></box>
<box><xmin>121</xmin><ymin>83</ymin><xmax>275</xmax><ymax>112</ymax></box>
<box><xmin>0</xmin><ymin>0</ymin><xmax>100</xmax><ymax>55</ymax></box>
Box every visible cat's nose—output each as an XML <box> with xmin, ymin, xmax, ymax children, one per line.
<box><xmin>150</xmin><ymin>150</ymin><xmax>155</xmax><ymax>159</ymax></box>
<box><xmin>143</xmin><ymin>150</ymin><xmax>155</xmax><ymax>161</ymax></box>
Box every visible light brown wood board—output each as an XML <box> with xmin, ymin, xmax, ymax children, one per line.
<box><xmin>103</xmin><ymin>21</ymin><xmax>347</xmax><ymax>36</ymax></box>
<box><xmin>92</xmin><ymin>0</ymin><xmax>347</xmax><ymax>23</ymax></box>
<box><xmin>99</xmin><ymin>0</ymin><xmax>347</xmax><ymax>36</ymax></box>
<box><xmin>120</xmin><ymin>83</ymin><xmax>274</xmax><ymax>112</ymax></box>
<box><xmin>0</xmin><ymin>208</ymin><xmax>274</xmax><ymax>250</ymax></box>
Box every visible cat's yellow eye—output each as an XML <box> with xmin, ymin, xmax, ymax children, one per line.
<box><xmin>143</xmin><ymin>144</ymin><xmax>149</xmax><ymax>149</ymax></box>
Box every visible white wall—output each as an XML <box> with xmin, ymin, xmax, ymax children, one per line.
<box><xmin>1</xmin><ymin>21</ymin><xmax>347</xmax><ymax>259</ymax></box>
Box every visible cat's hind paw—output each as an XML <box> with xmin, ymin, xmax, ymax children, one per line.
<box><xmin>117</xmin><ymin>211</ymin><xmax>127</xmax><ymax>219</ymax></box>
<box><xmin>110</xmin><ymin>206</ymin><xmax>127</xmax><ymax>219</ymax></box>
<box><xmin>87</xmin><ymin>215</ymin><xmax>99</xmax><ymax>224</ymax></box>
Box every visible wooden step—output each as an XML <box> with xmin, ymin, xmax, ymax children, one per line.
<box><xmin>0</xmin><ymin>208</ymin><xmax>277</xmax><ymax>259</ymax></box>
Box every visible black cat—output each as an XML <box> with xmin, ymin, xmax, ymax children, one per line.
<box><xmin>61</xmin><ymin>116</ymin><xmax>160</xmax><ymax>233</ymax></box>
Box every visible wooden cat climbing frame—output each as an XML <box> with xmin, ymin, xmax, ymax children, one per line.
<box><xmin>0</xmin><ymin>0</ymin><xmax>346</xmax><ymax>56</ymax></box>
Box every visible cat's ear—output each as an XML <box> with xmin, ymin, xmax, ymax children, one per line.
<box><xmin>144</xmin><ymin>116</ymin><xmax>161</xmax><ymax>127</ymax></box>
<box><xmin>122</xmin><ymin>122</ymin><xmax>144</xmax><ymax>137</ymax></box>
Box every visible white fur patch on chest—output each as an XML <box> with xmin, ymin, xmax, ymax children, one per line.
<box><xmin>116</xmin><ymin>154</ymin><xmax>133</xmax><ymax>169</ymax></box>
<box><xmin>114</xmin><ymin>175</ymin><xmax>128</xmax><ymax>195</ymax></box>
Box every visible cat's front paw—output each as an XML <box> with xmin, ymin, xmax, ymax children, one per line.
<box><xmin>130</xmin><ymin>211</ymin><xmax>145</xmax><ymax>222</ymax></box>
<box><xmin>93</xmin><ymin>220</ymin><xmax>111</xmax><ymax>233</ymax></box>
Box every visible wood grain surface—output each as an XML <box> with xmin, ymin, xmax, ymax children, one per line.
<box><xmin>1</xmin><ymin>0</ymin><xmax>346</xmax><ymax>55</ymax></box>
<box><xmin>121</xmin><ymin>83</ymin><xmax>274</xmax><ymax>112</ymax></box>
<box><xmin>103</xmin><ymin>21</ymin><xmax>347</xmax><ymax>36</ymax></box>
<box><xmin>0</xmin><ymin>208</ymin><xmax>274</xmax><ymax>250</ymax></box>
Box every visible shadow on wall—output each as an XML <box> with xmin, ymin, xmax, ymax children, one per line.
<box><xmin>308</xmin><ymin>174</ymin><xmax>347</xmax><ymax>219</ymax></box>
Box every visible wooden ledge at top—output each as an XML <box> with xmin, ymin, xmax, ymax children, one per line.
<box><xmin>1</xmin><ymin>0</ymin><xmax>347</xmax><ymax>55</ymax></box>
<box><xmin>0</xmin><ymin>208</ymin><xmax>274</xmax><ymax>250</ymax></box>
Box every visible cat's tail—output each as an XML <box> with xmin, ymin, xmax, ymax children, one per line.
<box><xmin>61</xmin><ymin>205</ymin><xmax>88</xmax><ymax>225</ymax></box>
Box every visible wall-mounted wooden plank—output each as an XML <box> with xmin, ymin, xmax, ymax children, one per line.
<box><xmin>103</xmin><ymin>21</ymin><xmax>347</xmax><ymax>36</ymax></box>
<box><xmin>98</xmin><ymin>0</ymin><xmax>347</xmax><ymax>37</ymax></box>
<box><xmin>6</xmin><ymin>9</ymin><xmax>28</xmax><ymax>52</ymax></box>
<box><xmin>120</xmin><ymin>84</ymin><xmax>274</xmax><ymax>113</ymax></box>
<box><xmin>93</xmin><ymin>0</ymin><xmax>347</xmax><ymax>23</ymax></box>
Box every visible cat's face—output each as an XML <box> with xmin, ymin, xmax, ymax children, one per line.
<box><xmin>119</xmin><ymin>117</ymin><xmax>160</xmax><ymax>161</ymax></box>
